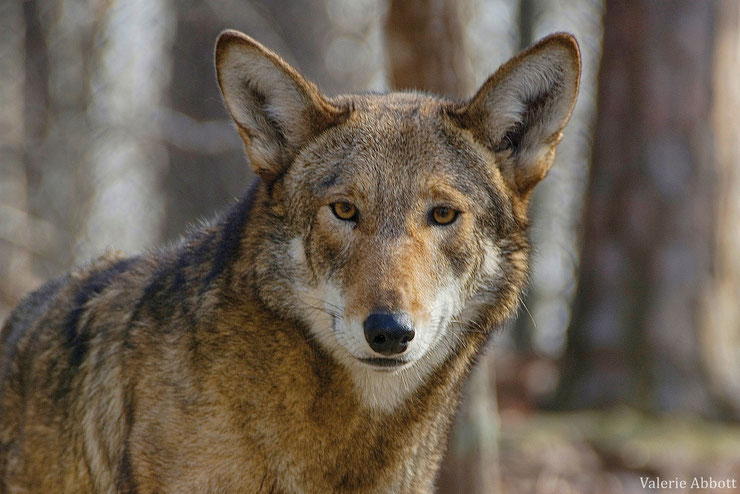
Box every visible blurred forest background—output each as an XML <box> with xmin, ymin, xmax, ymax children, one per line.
<box><xmin>1</xmin><ymin>0</ymin><xmax>739</xmax><ymax>492</ymax></box>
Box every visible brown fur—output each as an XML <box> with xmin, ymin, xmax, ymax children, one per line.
<box><xmin>0</xmin><ymin>30</ymin><xmax>580</xmax><ymax>493</ymax></box>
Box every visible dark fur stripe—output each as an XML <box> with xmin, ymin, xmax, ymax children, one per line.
<box><xmin>202</xmin><ymin>178</ymin><xmax>260</xmax><ymax>288</ymax></box>
<box><xmin>134</xmin><ymin>232</ymin><xmax>215</xmax><ymax>322</ymax></box>
<box><xmin>1</xmin><ymin>276</ymin><xmax>66</xmax><ymax>363</ymax></box>
<box><xmin>133</xmin><ymin>179</ymin><xmax>259</xmax><ymax>321</ymax></box>
<box><xmin>63</xmin><ymin>258</ymin><xmax>137</xmax><ymax>368</ymax></box>
<box><xmin>116</xmin><ymin>398</ymin><xmax>137</xmax><ymax>493</ymax></box>
<box><xmin>1</xmin><ymin>276</ymin><xmax>67</xmax><ymax>401</ymax></box>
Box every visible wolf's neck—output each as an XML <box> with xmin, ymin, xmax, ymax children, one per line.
<box><xmin>349</xmin><ymin>356</ymin><xmax>447</xmax><ymax>412</ymax></box>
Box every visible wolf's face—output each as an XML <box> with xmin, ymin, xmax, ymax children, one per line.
<box><xmin>216</xmin><ymin>31</ymin><xmax>580</xmax><ymax>407</ymax></box>
<box><xmin>281</xmin><ymin>96</ymin><xmax>513</xmax><ymax>374</ymax></box>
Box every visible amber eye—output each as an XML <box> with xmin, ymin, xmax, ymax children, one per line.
<box><xmin>430</xmin><ymin>206</ymin><xmax>458</xmax><ymax>225</ymax></box>
<box><xmin>331</xmin><ymin>202</ymin><xmax>358</xmax><ymax>221</ymax></box>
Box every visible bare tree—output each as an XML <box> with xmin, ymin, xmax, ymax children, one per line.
<box><xmin>558</xmin><ymin>0</ymin><xmax>726</xmax><ymax>416</ymax></box>
<box><xmin>0</xmin><ymin>0</ymin><xmax>104</xmax><ymax>320</ymax></box>
<box><xmin>700</xmin><ymin>0</ymin><xmax>740</xmax><ymax>415</ymax></box>
<box><xmin>26</xmin><ymin>0</ymin><xmax>100</xmax><ymax>275</ymax></box>
<box><xmin>515</xmin><ymin>0</ymin><xmax>605</xmax><ymax>360</ymax></box>
<box><xmin>385</xmin><ymin>0</ymin><xmax>472</xmax><ymax>97</ymax></box>
<box><xmin>76</xmin><ymin>0</ymin><xmax>175</xmax><ymax>261</ymax></box>
<box><xmin>0</xmin><ymin>0</ymin><xmax>36</xmax><ymax>318</ymax></box>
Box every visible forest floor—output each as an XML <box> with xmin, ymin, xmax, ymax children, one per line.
<box><xmin>498</xmin><ymin>408</ymin><xmax>740</xmax><ymax>494</ymax></box>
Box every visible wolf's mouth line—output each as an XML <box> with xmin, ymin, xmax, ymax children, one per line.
<box><xmin>330</xmin><ymin>313</ymin><xmax>340</xmax><ymax>336</ymax></box>
<box><xmin>359</xmin><ymin>357</ymin><xmax>409</xmax><ymax>368</ymax></box>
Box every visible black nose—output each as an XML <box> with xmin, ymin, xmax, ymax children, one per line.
<box><xmin>363</xmin><ymin>312</ymin><xmax>415</xmax><ymax>356</ymax></box>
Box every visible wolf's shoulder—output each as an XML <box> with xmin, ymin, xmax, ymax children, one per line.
<box><xmin>0</xmin><ymin>251</ymin><xmax>141</xmax><ymax>362</ymax></box>
<box><xmin>0</xmin><ymin>183</ymin><xmax>262</xmax><ymax>374</ymax></box>
<box><xmin>1</xmin><ymin>274</ymin><xmax>69</xmax><ymax>352</ymax></box>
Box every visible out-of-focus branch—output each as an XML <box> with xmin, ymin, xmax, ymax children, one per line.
<box><xmin>155</xmin><ymin>108</ymin><xmax>242</xmax><ymax>155</ymax></box>
<box><xmin>0</xmin><ymin>204</ymin><xmax>70</xmax><ymax>263</ymax></box>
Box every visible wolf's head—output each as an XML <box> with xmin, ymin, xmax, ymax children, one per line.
<box><xmin>216</xmin><ymin>30</ymin><xmax>580</xmax><ymax>408</ymax></box>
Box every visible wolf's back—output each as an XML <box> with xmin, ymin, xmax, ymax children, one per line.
<box><xmin>0</xmin><ymin>253</ymin><xmax>140</xmax><ymax>491</ymax></box>
<box><xmin>0</xmin><ymin>187</ymin><xmax>259</xmax><ymax>491</ymax></box>
<box><xmin>0</xmin><ymin>274</ymin><xmax>69</xmax><ymax>445</ymax></box>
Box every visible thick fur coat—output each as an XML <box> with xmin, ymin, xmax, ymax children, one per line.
<box><xmin>0</xmin><ymin>31</ymin><xmax>580</xmax><ymax>493</ymax></box>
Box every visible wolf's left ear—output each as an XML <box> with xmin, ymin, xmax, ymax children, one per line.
<box><xmin>215</xmin><ymin>30</ymin><xmax>347</xmax><ymax>182</ymax></box>
<box><xmin>450</xmin><ymin>33</ymin><xmax>581</xmax><ymax>194</ymax></box>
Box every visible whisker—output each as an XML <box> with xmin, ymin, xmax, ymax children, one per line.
<box><xmin>305</xmin><ymin>304</ymin><xmax>341</xmax><ymax>318</ymax></box>
<box><xmin>293</xmin><ymin>292</ymin><xmax>343</xmax><ymax>319</ymax></box>
<box><xmin>522</xmin><ymin>301</ymin><xmax>537</xmax><ymax>328</ymax></box>
<box><xmin>448</xmin><ymin>318</ymin><xmax>490</xmax><ymax>334</ymax></box>
<box><xmin>296</xmin><ymin>292</ymin><xmax>344</xmax><ymax>312</ymax></box>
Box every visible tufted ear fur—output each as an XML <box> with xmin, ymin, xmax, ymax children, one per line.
<box><xmin>215</xmin><ymin>30</ymin><xmax>347</xmax><ymax>182</ymax></box>
<box><xmin>450</xmin><ymin>33</ymin><xmax>581</xmax><ymax>194</ymax></box>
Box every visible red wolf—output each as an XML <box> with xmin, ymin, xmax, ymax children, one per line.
<box><xmin>0</xmin><ymin>30</ymin><xmax>580</xmax><ymax>492</ymax></box>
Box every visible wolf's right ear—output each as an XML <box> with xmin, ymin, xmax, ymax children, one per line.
<box><xmin>450</xmin><ymin>33</ymin><xmax>581</xmax><ymax>195</ymax></box>
<box><xmin>215</xmin><ymin>30</ymin><xmax>347</xmax><ymax>182</ymax></box>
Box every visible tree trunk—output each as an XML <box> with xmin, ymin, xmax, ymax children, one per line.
<box><xmin>700</xmin><ymin>0</ymin><xmax>740</xmax><ymax>416</ymax></box>
<box><xmin>558</xmin><ymin>0</ymin><xmax>722</xmax><ymax>415</ymax></box>
<box><xmin>513</xmin><ymin>0</ymin><xmax>605</xmax><ymax>360</ymax></box>
<box><xmin>76</xmin><ymin>0</ymin><xmax>175</xmax><ymax>261</ymax></box>
<box><xmin>0</xmin><ymin>0</ymin><xmax>36</xmax><ymax>319</ymax></box>
<box><xmin>26</xmin><ymin>0</ymin><xmax>99</xmax><ymax>274</ymax></box>
<box><xmin>385</xmin><ymin>0</ymin><xmax>472</xmax><ymax>98</ymax></box>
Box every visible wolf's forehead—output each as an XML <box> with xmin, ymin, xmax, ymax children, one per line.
<box><xmin>293</xmin><ymin>93</ymin><xmax>501</xmax><ymax>210</ymax></box>
<box><xmin>333</xmin><ymin>91</ymin><xmax>446</xmax><ymax>113</ymax></box>
<box><xmin>329</xmin><ymin>114</ymin><xmax>490</xmax><ymax>194</ymax></box>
